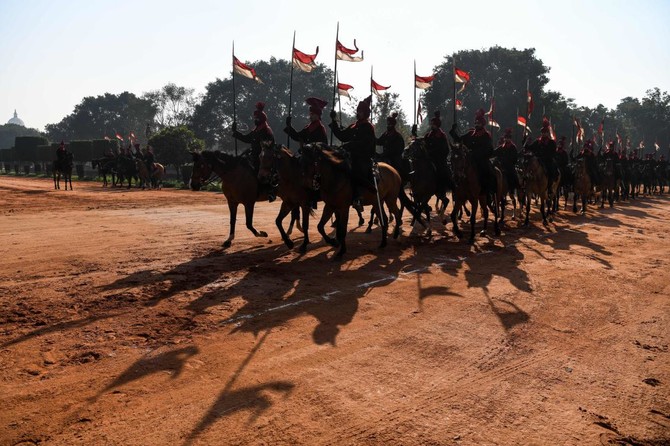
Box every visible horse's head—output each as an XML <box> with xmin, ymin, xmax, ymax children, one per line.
<box><xmin>189</xmin><ymin>151</ymin><xmax>212</xmax><ymax>191</ymax></box>
<box><xmin>258</xmin><ymin>141</ymin><xmax>281</xmax><ymax>184</ymax></box>
<box><xmin>402</xmin><ymin>137</ymin><xmax>426</xmax><ymax>161</ymax></box>
<box><xmin>450</xmin><ymin>143</ymin><xmax>470</xmax><ymax>176</ymax></box>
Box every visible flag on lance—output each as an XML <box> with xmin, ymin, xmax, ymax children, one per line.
<box><xmin>574</xmin><ymin>118</ymin><xmax>584</xmax><ymax>142</ymax></box>
<box><xmin>488</xmin><ymin>118</ymin><xmax>500</xmax><ymax>128</ymax></box>
<box><xmin>454</xmin><ymin>68</ymin><xmax>470</xmax><ymax>94</ymax></box>
<box><xmin>527</xmin><ymin>91</ymin><xmax>534</xmax><ymax>117</ymax></box>
<box><xmin>129</xmin><ymin>131</ymin><xmax>136</xmax><ymax>141</ymax></box>
<box><xmin>371</xmin><ymin>78</ymin><xmax>390</xmax><ymax>97</ymax></box>
<box><xmin>654</xmin><ymin>140</ymin><xmax>660</xmax><ymax>151</ymax></box>
<box><xmin>337</xmin><ymin>82</ymin><xmax>354</xmax><ymax>99</ymax></box>
<box><xmin>234</xmin><ymin>56</ymin><xmax>263</xmax><ymax>83</ymax></box>
<box><xmin>485</xmin><ymin>97</ymin><xmax>495</xmax><ymax>116</ymax></box>
<box><xmin>115</xmin><ymin>132</ymin><xmax>124</xmax><ymax>141</ymax></box>
<box><xmin>415</xmin><ymin>74</ymin><xmax>435</xmax><ymax>90</ymax></box>
<box><xmin>517</xmin><ymin>116</ymin><xmax>527</xmax><ymax>127</ymax></box>
<box><xmin>293</xmin><ymin>46</ymin><xmax>319</xmax><ymax>73</ymax></box>
<box><xmin>336</xmin><ymin>40</ymin><xmax>364</xmax><ymax>62</ymax></box>
<box><xmin>455</xmin><ymin>99</ymin><xmax>463</xmax><ymax>111</ymax></box>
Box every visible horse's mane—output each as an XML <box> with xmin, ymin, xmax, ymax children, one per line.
<box><xmin>201</xmin><ymin>150</ymin><xmax>243</xmax><ymax>171</ymax></box>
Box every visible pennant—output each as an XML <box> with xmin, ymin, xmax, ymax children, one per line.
<box><xmin>485</xmin><ymin>97</ymin><xmax>495</xmax><ymax>116</ymax></box>
<box><xmin>549</xmin><ymin>123</ymin><xmax>556</xmax><ymax>141</ymax></box>
<box><xmin>115</xmin><ymin>132</ymin><xmax>124</xmax><ymax>141</ymax></box>
<box><xmin>455</xmin><ymin>99</ymin><xmax>463</xmax><ymax>111</ymax></box>
<box><xmin>489</xmin><ymin>118</ymin><xmax>500</xmax><ymax>128</ymax></box>
<box><xmin>616</xmin><ymin>131</ymin><xmax>622</xmax><ymax>147</ymax></box>
<box><xmin>293</xmin><ymin>47</ymin><xmax>319</xmax><ymax>73</ymax></box>
<box><xmin>415</xmin><ymin>74</ymin><xmax>435</xmax><ymax>90</ymax></box>
<box><xmin>371</xmin><ymin>78</ymin><xmax>390</xmax><ymax>97</ymax></box>
<box><xmin>517</xmin><ymin>116</ymin><xmax>527</xmax><ymax>127</ymax></box>
<box><xmin>574</xmin><ymin>118</ymin><xmax>584</xmax><ymax>142</ymax></box>
<box><xmin>654</xmin><ymin>141</ymin><xmax>660</xmax><ymax>151</ymax></box>
<box><xmin>639</xmin><ymin>140</ymin><xmax>645</xmax><ymax>149</ymax></box>
<box><xmin>336</xmin><ymin>40</ymin><xmax>364</xmax><ymax>62</ymax></box>
<box><xmin>233</xmin><ymin>56</ymin><xmax>263</xmax><ymax>83</ymax></box>
<box><xmin>129</xmin><ymin>131</ymin><xmax>136</xmax><ymax>141</ymax></box>
<box><xmin>454</xmin><ymin>68</ymin><xmax>470</xmax><ymax>94</ymax></box>
<box><xmin>337</xmin><ymin>82</ymin><xmax>354</xmax><ymax>99</ymax></box>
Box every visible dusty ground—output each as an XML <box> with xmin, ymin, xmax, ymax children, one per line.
<box><xmin>0</xmin><ymin>176</ymin><xmax>668</xmax><ymax>446</ymax></box>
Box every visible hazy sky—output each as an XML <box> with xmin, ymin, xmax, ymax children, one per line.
<box><xmin>1</xmin><ymin>0</ymin><xmax>669</xmax><ymax>131</ymax></box>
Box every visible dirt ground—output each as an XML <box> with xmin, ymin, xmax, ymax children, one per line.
<box><xmin>0</xmin><ymin>176</ymin><xmax>668</xmax><ymax>446</ymax></box>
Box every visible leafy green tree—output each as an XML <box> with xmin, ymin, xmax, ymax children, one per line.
<box><xmin>148</xmin><ymin>125</ymin><xmax>204</xmax><ymax>174</ymax></box>
<box><xmin>191</xmin><ymin>58</ymin><xmax>334</xmax><ymax>150</ymax></box>
<box><xmin>0</xmin><ymin>124</ymin><xmax>44</xmax><ymax>150</ymax></box>
<box><xmin>45</xmin><ymin>92</ymin><xmax>157</xmax><ymax>143</ymax></box>
<box><xmin>143</xmin><ymin>83</ymin><xmax>197</xmax><ymax>129</ymax></box>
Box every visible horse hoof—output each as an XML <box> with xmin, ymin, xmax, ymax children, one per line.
<box><xmin>542</xmin><ymin>220</ymin><xmax>549</xmax><ymax>227</ymax></box>
<box><xmin>223</xmin><ymin>240</ymin><xmax>232</xmax><ymax>248</ymax></box>
<box><xmin>285</xmin><ymin>239</ymin><xmax>294</xmax><ymax>249</ymax></box>
<box><xmin>365</xmin><ymin>227</ymin><xmax>372</xmax><ymax>234</ymax></box>
<box><xmin>298</xmin><ymin>244</ymin><xmax>308</xmax><ymax>254</ymax></box>
<box><xmin>258</xmin><ymin>231</ymin><xmax>268</xmax><ymax>238</ymax></box>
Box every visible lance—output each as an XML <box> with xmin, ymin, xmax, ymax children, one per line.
<box><xmin>337</xmin><ymin>72</ymin><xmax>342</xmax><ymax>123</ymax></box>
<box><xmin>523</xmin><ymin>79</ymin><xmax>530</xmax><ymax>146</ymax></box>
<box><xmin>232</xmin><ymin>41</ymin><xmax>238</xmax><ymax>156</ymax></box>
<box><xmin>330</xmin><ymin>22</ymin><xmax>340</xmax><ymax>145</ymax></box>
<box><xmin>571</xmin><ymin>114</ymin><xmax>576</xmax><ymax>156</ymax></box>
<box><xmin>452</xmin><ymin>53</ymin><xmax>457</xmax><ymax>127</ymax></box>
<box><xmin>287</xmin><ymin>30</ymin><xmax>296</xmax><ymax>149</ymax></box>
<box><xmin>370</xmin><ymin>65</ymin><xmax>374</xmax><ymax>124</ymax></box>
<box><xmin>413</xmin><ymin>60</ymin><xmax>417</xmax><ymax>127</ymax></box>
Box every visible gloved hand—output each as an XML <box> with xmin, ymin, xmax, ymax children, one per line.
<box><xmin>285</xmin><ymin>116</ymin><xmax>292</xmax><ymax>127</ymax></box>
<box><xmin>411</xmin><ymin>124</ymin><xmax>417</xmax><ymax>137</ymax></box>
<box><xmin>329</xmin><ymin>110</ymin><xmax>337</xmax><ymax>121</ymax></box>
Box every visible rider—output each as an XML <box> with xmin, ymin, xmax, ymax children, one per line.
<box><xmin>144</xmin><ymin>146</ymin><xmax>156</xmax><ymax>177</ymax></box>
<box><xmin>576</xmin><ymin>139</ymin><xmax>600</xmax><ymax>184</ymax></box>
<box><xmin>493</xmin><ymin>128</ymin><xmax>519</xmax><ymax>191</ymax></box>
<box><xmin>555</xmin><ymin>136</ymin><xmax>569</xmax><ymax>181</ymax></box>
<box><xmin>523</xmin><ymin>118</ymin><xmax>559</xmax><ymax>192</ymax></box>
<box><xmin>602</xmin><ymin>141</ymin><xmax>622</xmax><ymax>181</ymax></box>
<box><xmin>424</xmin><ymin>111</ymin><xmax>451</xmax><ymax>193</ymax></box>
<box><xmin>375</xmin><ymin>111</ymin><xmax>405</xmax><ymax>173</ymax></box>
<box><xmin>284</xmin><ymin>97</ymin><xmax>328</xmax><ymax>146</ymax></box>
<box><xmin>329</xmin><ymin>95</ymin><xmax>376</xmax><ymax>212</ymax></box>
<box><xmin>232</xmin><ymin>101</ymin><xmax>276</xmax><ymax>201</ymax></box>
<box><xmin>449</xmin><ymin>108</ymin><xmax>496</xmax><ymax>195</ymax></box>
<box><xmin>56</xmin><ymin>140</ymin><xmax>67</xmax><ymax>161</ymax></box>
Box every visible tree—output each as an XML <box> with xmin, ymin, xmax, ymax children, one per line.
<box><xmin>148</xmin><ymin>126</ymin><xmax>204</xmax><ymax>174</ymax></box>
<box><xmin>45</xmin><ymin>92</ymin><xmax>157</xmax><ymax>143</ymax></box>
<box><xmin>143</xmin><ymin>83</ymin><xmax>197</xmax><ymax>129</ymax></box>
<box><xmin>191</xmin><ymin>57</ymin><xmax>334</xmax><ymax>150</ymax></box>
<box><xmin>372</xmin><ymin>92</ymin><xmax>411</xmax><ymax>141</ymax></box>
<box><xmin>0</xmin><ymin>124</ymin><xmax>44</xmax><ymax>150</ymax></box>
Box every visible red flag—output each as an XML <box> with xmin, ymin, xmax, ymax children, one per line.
<box><xmin>371</xmin><ymin>78</ymin><xmax>390</xmax><ymax>97</ymax></box>
<box><xmin>233</xmin><ymin>56</ymin><xmax>263</xmax><ymax>83</ymax></box>
<box><xmin>293</xmin><ymin>47</ymin><xmax>318</xmax><ymax>72</ymax></box>
<box><xmin>454</xmin><ymin>68</ymin><xmax>470</xmax><ymax>94</ymax></box>
<box><xmin>115</xmin><ymin>132</ymin><xmax>124</xmax><ymax>141</ymax></box>
<box><xmin>517</xmin><ymin>116</ymin><xmax>527</xmax><ymax>127</ymax></box>
<box><xmin>415</xmin><ymin>74</ymin><xmax>435</xmax><ymax>90</ymax></box>
<box><xmin>336</xmin><ymin>40</ymin><xmax>364</xmax><ymax>62</ymax></box>
<box><xmin>337</xmin><ymin>82</ymin><xmax>354</xmax><ymax>99</ymax></box>
<box><xmin>455</xmin><ymin>99</ymin><xmax>463</xmax><ymax>111</ymax></box>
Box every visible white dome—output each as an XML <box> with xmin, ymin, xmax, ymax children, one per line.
<box><xmin>8</xmin><ymin>110</ymin><xmax>25</xmax><ymax>127</ymax></box>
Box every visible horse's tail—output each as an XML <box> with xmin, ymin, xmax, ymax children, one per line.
<box><xmin>398</xmin><ymin>187</ymin><xmax>427</xmax><ymax>228</ymax></box>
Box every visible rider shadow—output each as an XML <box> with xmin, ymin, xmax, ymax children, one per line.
<box><xmin>461</xmin><ymin>243</ymin><xmax>532</xmax><ymax>294</ymax></box>
<box><xmin>89</xmin><ymin>346</ymin><xmax>199</xmax><ymax>402</ymax></box>
<box><xmin>539</xmin><ymin>224</ymin><xmax>613</xmax><ymax>270</ymax></box>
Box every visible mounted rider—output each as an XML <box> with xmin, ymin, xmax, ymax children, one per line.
<box><xmin>375</xmin><ymin>111</ymin><xmax>405</xmax><ymax>174</ymax></box>
<box><xmin>602</xmin><ymin>141</ymin><xmax>622</xmax><ymax>181</ymax></box>
<box><xmin>523</xmin><ymin>118</ymin><xmax>559</xmax><ymax>192</ymax></box>
<box><xmin>576</xmin><ymin>139</ymin><xmax>600</xmax><ymax>184</ymax></box>
<box><xmin>232</xmin><ymin>101</ymin><xmax>276</xmax><ymax>202</ymax></box>
<box><xmin>284</xmin><ymin>97</ymin><xmax>328</xmax><ymax>146</ymax></box>
<box><xmin>493</xmin><ymin>128</ymin><xmax>519</xmax><ymax>190</ymax></box>
<box><xmin>423</xmin><ymin>111</ymin><xmax>451</xmax><ymax>193</ymax></box>
<box><xmin>56</xmin><ymin>140</ymin><xmax>67</xmax><ymax>161</ymax></box>
<box><xmin>449</xmin><ymin>108</ymin><xmax>496</xmax><ymax>195</ymax></box>
<box><xmin>143</xmin><ymin>145</ymin><xmax>156</xmax><ymax>177</ymax></box>
<box><xmin>329</xmin><ymin>95</ymin><xmax>376</xmax><ymax>211</ymax></box>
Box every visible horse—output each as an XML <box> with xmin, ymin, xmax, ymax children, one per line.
<box><xmin>115</xmin><ymin>156</ymin><xmax>139</xmax><ymax>189</ymax></box>
<box><xmin>572</xmin><ymin>157</ymin><xmax>592</xmax><ymax>214</ymax></box>
<box><xmin>53</xmin><ymin>152</ymin><xmax>74</xmax><ymax>190</ymax></box>
<box><xmin>300</xmin><ymin>143</ymin><xmax>422</xmax><ymax>259</ymax></box>
<box><xmin>449</xmin><ymin>143</ymin><xmax>501</xmax><ymax>243</ymax></box>
<box><xmin>92</xmin><ymin>157</ymin><xmax>117</xmax><ymax>187</ymax></box>
<box><xmin>258</xmin><ymin>143</ymin><xmax>314</xmax><ymax>252</ymax></box>
<box><xmin>402</xmin><ymin>137</ymin><xmax>451</xmax><ymax>236</ymax></box>
<box><xmin>135</xmin><ymin>159</ymin><xmax>165</xmax><ymax>189</ymax></box>
<box><xmin>491</xmin><ymin>157</ymin><xmax>518</xmax><ymax>225</ymax></box>
<box><xmin>190</xmin><ymin>150</ymin><xmax>269</xmax><ymax>248</ymax></box>
<box><xmin>598</xmin><ymin>158</ymin><xmax>617</xmax><ymax>208</ymax></box>
<box><xmin>516</xmin><ymin>154</ymin><xmax>560</xmax><ymax>226</ymax></box>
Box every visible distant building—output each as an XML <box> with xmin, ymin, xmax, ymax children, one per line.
<box><xmin>7</xmin><ymin>110</ymin><xmax>25</xmax><ymax>127</ymax></box>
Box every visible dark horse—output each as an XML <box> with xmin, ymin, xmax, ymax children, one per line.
<box><xmin>258</xmin><ymin>143</ymin><xmax>314</xmax><ymax>253</ymax></box>
<box><xmin>92</xmin><ymin>157</ymin><xmax>116</xmax><ymax>187</ymax></box>
<box><xmin>300</xmin><ymin>143</ymin><xmax>422</xmax><ymax>259</ymax></box>
<box><xmin>190</xmin><ymin>150</ymin><xmax>269</xmax><ymax>248</ymax></box>
<box><xmin>449</xmin><ymin>143</ymin><xmax>501</xmax><ymax>243</ymax></box>
<box><xmin>517</xmin><ymin>154</ymin><xmax>560</xmax><ymax>226</ymax></box>
<box><xmin>115</xmin><ymin>156</ymin><xmax>139</xmax><ymax>189</ymax></box>
<box><xmin>53</xmin><ymin>152</ymin><xmax>74</xmax><ymax>190</ymax></box>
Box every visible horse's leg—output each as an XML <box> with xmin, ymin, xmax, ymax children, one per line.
<box><xmin>275</xmin><ymin>202</ymin><xmax>294</xmax><ymax>249</ymax></box>
<box><xmin>480</xmin><ymin>196</ymin><xmax>488</xmax><ymax>236</ymax></box>
<box><xmin>524</xmin><ymin>194</ymin><xmax>530</xmax><ymax>227</ymax></box>
<box><xmin>388</xmin><ymin>197</ymin><xmax>402</xmax><ymax>240</ymax></box>
<box><xmin>244</xmin><ymin>202</ymin><xmax>268</xmax><ymax>238</ymax></box>
<box><xmin>317</xmin><ymin>205</ymin><xmax>338</xmax><ymax>247</ymax></box>
<box><xmin>540</xmin><ymin>197</ymin><xmax>548</xmax><ymax>226</ymax></box>
<box><xmin>298</xmin><ymin>204</ymin><xmax>310</xmax><ymax>253</ymax></box>
<box><xmin>287</xmin><ymin>207</ymin><xmax>297</xmax><ymax>236</ymax></box>
<box><xmin>424</xmin><ymin>201</ymin><xmax>432</xmax><ymax>238</ymax></box>
<box><xmin>450</xmin><ymin>201</ymin><xmax>463</xmax><ymax>239</ymax></box>
<box><xmin>468</xmin><ymin>199</ymin><xmax>478</xmax><ymax>244</ymax></box>
<box><xmin>491</xmin><ymin>193</ymin><xmax>501</xmax><ymax>236</ymax></box>
<box><xmin>376</xmin><ymin>201</ymin><xmax>388</xmax><ymax>249</ymax></box>
<box><xmin>223</xmin><ymin>202</ymin><xmax>238</xmax><ymax>248</ymax></box>
<box><xmin>365</xmin><ymin>207</ymin><xmax>375</xmax><ymax>234</ymax></box>
<box><xmin>334</xmin><ymin>207</ymin><xmax>350</xmax><ymax>260</ymax></box>
<box><xmin>53</xmin><ymin>171</ymin><xmax>57</xmax><ymax>190</ymax></box>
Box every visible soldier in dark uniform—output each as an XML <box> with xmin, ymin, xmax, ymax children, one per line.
<box><xmin>576</xmin><ymin>140</ymin><xmax>600</xmax><ymax>184</ymax></box>
<box><xmin>144</xmin><ymin>146</ymin><xmax>156</xmax><ymax>176</ymax></box>
<box><xmin>375</xmin><ymin>111</ymin><xmax>405</xmax><ymax>173</ymax></box>
<box><xmin>450</xmin><ymin>108</ymin><xmax>495</xmax><ymax>194</ymax></box>
<box><xmin>56</xmin><ymin>140</ymin><xmax>66</xmax><ymax>161</ymax></box>
<box><xmin>523</xmin><ymin>118</ymin><xmax>559</xmax><ymax>191</ymax></box>
<box><xmin>602</xmin><ymin>141</ymin><xmax>622</xmax><ymax>181</ymax></box>
<box><xmin>493</xmin><ymin>128</ymin><xmax>519</xmax><ymax>190</ymax></box>
<box><xmin>423</xmin><ymin>111</ymin><xmax>451</xmax><ymax>193</ymax></box>
<box><xmin>232</xmin><ymin>101</ymin><xmax>276</xmax><ymax>201</ymax></box>
<box><xmin>284</xmin><ymin>97</ymin><xmax>328</xmax><ymax>145</ymax></box>
<box><xmin>329</xmin><ymin>95</ymin><xmax>376</xmax><ymax>211</ymax></box>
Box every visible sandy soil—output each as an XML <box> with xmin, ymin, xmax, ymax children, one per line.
<box><xmin>0</xmin><ymin>176</ymin><xmax>668</xmax><ymax>446</ymax></box>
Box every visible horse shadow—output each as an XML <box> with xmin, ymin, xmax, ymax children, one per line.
<box><xmin>538</xmin><ymin>224</ymin><xmax>613</xmax><ymax>270</ymax></box>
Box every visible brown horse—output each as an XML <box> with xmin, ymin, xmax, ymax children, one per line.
<box><xmin>53</xmin><ymin>152</ymin><xmax>74</xmax><ymax>190</ymax></box>
<box><xmin>598</xmin><ymin>158</ymin><xmax>617</xmax><ymax>208</ymax></box>
<box><xmin>572</xmin><ymin>157</ymin><xmax>592</xmax><ymax>214</ymax></box>
<box><xmin>300</xmin><ymin>144</ymin><xmax>421</xmax><ymax>259</ymax></box>
<box><xmin>402</xmin><ymin>137</ymin><xmax>450</xmax><ymax>237</ymax></box>
<box><xmin>449</xmin><ymin>143</ymin><xmax>501</xmax><ymax>243</ymax></box>
<box><xmin>190</xmin><ymin>151</ymin><xmax>268</xmax><ymax>248</ymax></box>
<box><xmin>517</xmin><ymin>155</ymin><xmax>561</xmax><ymax>226</ymax></box>
<box><xmin>258</xmin><ymin>143</ymin><xmax>314</xmax><ymax>253</ymax></box>
<box><xmin>135</xmin><ymin>159</ymin><xmax>165</xmax><ymax>190</ymax></box>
